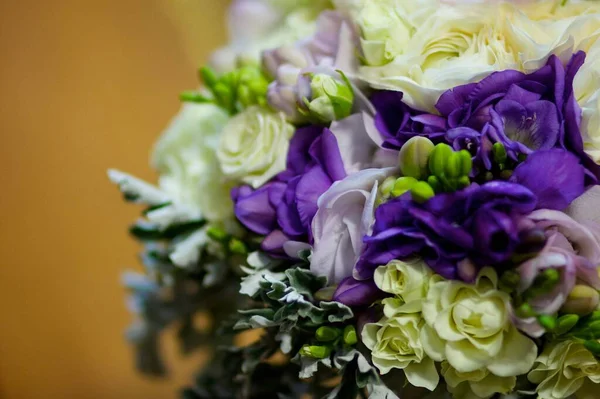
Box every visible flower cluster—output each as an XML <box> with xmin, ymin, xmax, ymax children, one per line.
<box><xmin>112</xmin><ymin>0</ymin><xmax>600</xmax><ymax>398</ymax></box>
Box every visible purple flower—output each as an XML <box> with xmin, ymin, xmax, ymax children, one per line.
<box><xmin>233</xmin><ymin>126</ymin><xmax>346</xmax><ymax>255</ymax></box>
<box><xmin>435</xmin><ymin>52</ymin><xmax>600</xmax><ymax>185</ymax></box>
<box><xmin>370</xmin><ymin>90</ymin><xmax>446</xmax><ymax>150</ymax></box>
<box><xmin>355</xmin><ymin>182</ymin><xmax>538</xmax><ymax>281</ymax></box>
<box><xmin>332</xmin><ymin>276</ymin><xmax>384</xmax><ymax>307</ymax></box>
<box><xmin>511</xmin><ymin>149</ymin><xmax>586</xmax><ymax>211</ymax></box>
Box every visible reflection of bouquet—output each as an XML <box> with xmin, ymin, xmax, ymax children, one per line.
<box><xmin>109</xmin><ymin>0</ymin><xmax>600</xmax><ymax>397</ymax></box>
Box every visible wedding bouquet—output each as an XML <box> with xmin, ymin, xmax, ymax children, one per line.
<box><xmin>109</xmin><ymin>0</ymin><xmax>600</xmax><ymax>398</ymax></box>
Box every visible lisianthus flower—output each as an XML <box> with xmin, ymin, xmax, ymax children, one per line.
<box><xmin>528</xmin><ymin>341</ymin><xmax>600</xmax><ymax>399</ymax></box>
<box><xmin>362</xmin><ymin>312</ymin><xmax>440</xmax><ymax>391</ymax></box>
<box><xmin>435</xmin><ymin>53</ymin><xmax>600</xmax><ymax>185</ymax></box>
<box><xmin>355</xmin><ymin>181</ymin><xmax>537</xmax><ymax>281</ymax></box>
<box><xmin>442</xmin><ymin>361</ymin><xmax>516</xmax><ymax>399</ymax></box>
<box><xmin>232</xmin><ymin>125</ymin><xmax>345</xmax><ymax>254</ymax></box>
<box><xmin>421</xmin><ymin>268</ymin><xmax>538</xmax><ymax>378</ymax></box>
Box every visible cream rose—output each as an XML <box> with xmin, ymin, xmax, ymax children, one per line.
<box><xmin>528</xmin><ymin>341</ymin><xmax>600</xmax><ymax>399</ymax></box>
<box><xmin>357</xmin><ymin>1</ymin><xmax>600</xmax><ymax>112</ymax></box>
<box><xmin>420</xmin><ymin>268</ymin><xmax>538</xmax><ymax>378</ymax></box>
<box><xmin>574</xmin><ymin>38</ymin><xmax>600</xmax><ymax>164</ymax></box>
<box><xmin>362</xmin><ymin>313</ymin><xmax>440</xmax><ymax>391</ymax></box>
<box><xmin>442</xmin><ymin>361</ymin><xmax>516</xmax><ymax>399</ymax></box>
<box><xmin>217</xmin><ymin>106</ymin><xmax>294</xmax><ymax>188</ymax></box>
<box><xmin>374</xmin><ymin>258</ymin><xmax>432</xmax><ymax>313</ymax></box>
<box><xmin>152</xmin><ymin>103</ymin><xmax>234</xmax><ymax>221</ymax></box>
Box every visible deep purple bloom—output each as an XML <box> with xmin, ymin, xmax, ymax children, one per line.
<box><xmin>511</xmin><ymin>149</ymin><xmax>586</xmax><ymax>211</ymax></box>
<box><xmin>435</xmin><ymin>52</ymin><xmax>600</xmax><ymax>185</ymax></box>
<box><xmin>355</xmin><ymin>182</ymin><xmax>538</xmax><ymax>281</ymax></box>
<box><xmin>332</xmin><ymin>276</ymin><xmax>383</xmax><ymax>307</ymax></box>
<box><xmin>233</xmin><ymin>126</ymin><xmax>346</xmax><ymax>255</ymax></box>
<box><xmin>371</xmin><ymin>90</ymin><xmax>447</xmax><ymax>150</ymax></box>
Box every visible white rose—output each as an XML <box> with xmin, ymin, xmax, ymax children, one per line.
<box><xmin>574</xmin><ymin>38</ymin><xmax>600</xmax><ymax>164</ymax></box>
<box><xmin>357</xmin><ymin>1</ymin><xmax>600</xmax><ymax>112</ymax></box>
<box><xmin>528</xmin><ymin>341</ymin><xmax>600</xmax><ymax>399</ymax></box>
<box><xmin>217</xmin><ymin>106</ymin><xmax>294</xmax><ymax>188</ymax></box>
<box><xmin>362</xmin><ymin>313</ymin><xmax>440</xmax><ymax>391</ymax></box>
<box><xmin>152</xmin><ymin>103</ymin><xmax>233</xmax><ymax>222</ymax></box>
<box><xmin>442</xmin><ymin>361</ymin><xmax>516</xmax><ymax>399</ymax></box>
<box><xmin>374</xmin><ymin>258</ymin><xmax>432</xmax><ymax>313</ymax></box>
<box><xmin>420</xmin><ymin>268</ymin><xmax>538</xmax><ymax>378</ymax></box>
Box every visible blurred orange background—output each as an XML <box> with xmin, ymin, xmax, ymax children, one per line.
<box><xmin>0</xmin><ymin>1</ymin><xmax>229</xmax><ymax>397</ymax></box>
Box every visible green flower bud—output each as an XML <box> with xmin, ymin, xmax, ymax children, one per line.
<box><xmin>379</xmin><ymin>176</ymin><xmax>397</xmax><ymax>198</ymax></box>
<box><xmin>179</xmin><ymin>91</ymin><xmax>211</xmax><ymax>103</ymax></box>
<box><xmin>314</xmin><ymin>286</ymin><xmax>336</xmax><ymax>302</ymax></box>
<box><xmin>427</xmin><ymin>175</ymin><xmax>441</xmax><ymax>193</ymax></box>
<box><xmin>207</xmin><ymin>226</ymin><xmax>229</xmax><ymax>242</ymax></box>
<box><xmin>457</xmin><ymin>175</ymin><xmax>471</xmax><ymax>189</ymax></box>
<box><xmin>391</xmin><ymin>177</ymin><xmax>418</xmax><ymax>198</ymax></box>
<box><xmin>428</xmin><ymin>143</ymin><xmax>453</xmax><ymax>178</ymax></box>
<box><xmin>228</xmin><ymin>238</ymin><xmax>248</xmax><ymax>255</ymax></box>
<box><xmin>411</xmin><ymin>182</ymin><xmax>435</xmax><ymax>203</ymax></box>
<box><xmin>305</xmin><ymin>73</ymin><xmax>354</xmax><ymax>123</ymax></box>
<box><xmin>398</xmin><ymin>137</ymin><xmax>435</xmax><ymax>179</ymax></box>
<box><xmin>538</xmin><ymin>314</ymin><xmax>557</xmax><ymax>331</ymax></box>
<box><xmin>561</xmin><ymin>285</ymin><xmax>600</xmax><ymax>316</ymax></box>
<box><xmin>500</xmin><ymin>270</ymin><xmax>520</xmax><ymax>289</ymax></box>
<box><xmin>500</xmin><ymin>170</ymin><xmax>514</xmax><ymax>180</ymax></box>
<box><xmin>199</xmin><ymin>66</ymin><xmax>219</xmax><ymax>89</ymax></box>
<box><xmin>588</xmin><ymin>310</ymin><xmax>600</xmax><ymax>322</ymax></box>
<box><xmin>234</xmin><ymin>65</ymin><xmax>269</xmax><ymax>107</ymax></box>
<box><xmin>315</xmin><ymin>326</ymin><xmax>341</xmax><ymax>342</ymax></box>
<box><xmin>445</xmin><ymin>152</ymin><xmax>463</xmax><ymax>178</ymax></box>
<box><xmin>584</xmin><ymin>340</ymin><xmax>600</xmax><ymax>356</ymax></box>
<box><xmin>516</xmin><ymin>302</ymin><xmax>535</xmax><ymax>318</ymax></box>
<box><xmin>299</xmin><ymin>345</ymin><xmax>332</xmax><ymax>359</ymax></box>
<box><xmin>492</xmin><ymin>142</ymin><xmax>507</xmax><ymax>165</ymax></box>
<box><xmin>343</xmin><ymin>325</ymin><xmax>358</xmax><ymax>346</ymax></box>
<box><xmin>588</xmin><ymin>320</ymin><xmax>600</xmax><ymax>338</ymax></box>
<box><xmin>555</xmin><ymin>314</ymin><xmax>580</xmax><ymax>335</ymax></box>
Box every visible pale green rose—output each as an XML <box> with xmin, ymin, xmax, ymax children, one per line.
<box><xmin>374</xmin><ymin>258</ymin><xmax>432</xmax><ymax>313</ymax></box>
<box><xmin>420</xmin><ymin>268</ymin><xmax>538</xmax><ymax>378</ymax></box>
<box><xmin>362</xmin><ymin>313</ymin><xmax>440</xmax><ymax>391</ymax></box>
<box><xmin>442</xmin><ymin>361</ymin><xmax>516</xmax><ymax>399</ymax></box>
<box><xmin>358</xmin><ymin>1</ymin><xmax>599</xmax><ymax>112</ymax></box>
<box><xmin>528</xmin><ymin>341</ymin><xmax>600</xmax><ymax>399</ymax></box>
<box><xmin>217</xmin><ymin>106</ymin><xmax>294</xmax><ymax>188</ymax></box>
<box><xmin>152</xmin><ymin>103</ymin><xmax>234</xmax><ymax>222</ymax></box>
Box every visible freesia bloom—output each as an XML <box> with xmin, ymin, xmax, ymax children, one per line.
<box><xmin>362</xmin><ymin>313</ymin><xmax>440</xmax><ymax>391</ymax></box>
<box><xmin>152</xmin><ymin>103</ymin><xmax>233</xmax><ymax>221</ymax></box>
<box><xmin>421</xmin><ymin>268</ymin><xmax>538</xmax><ymax>378</ymax></box>
<box><xmin>217</xmin><ymin>106</ymin><xmax>294</xmax><ymax>189</ymax></box>
<box><xmin>528</xmin><ymin>341</ymin><xmax>600</xmax><ymax>399</ymax></box>
<box><xmin>310</xmin><ymin>167</ymin><xmax>395</xmax><ymax>284</ymax></box>
<box><xmin>442</xmin><ymin>362</ymin><xmax>516</xmax><ymax>399</ymax></box>
<box><xmin>263</xmin><ymin>10</ymin><xmax>358</xmax><ymax>122</ymax></box>
<box><xmin>356</xmin><ymin>182</ymin><xmax>537</xmax><ymax>280</ymax></box>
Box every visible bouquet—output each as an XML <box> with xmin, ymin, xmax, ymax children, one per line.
<box><xmin>109</xmin><ymin>0</ymin><xmax>600</xmax><ymax>397</ymax></box>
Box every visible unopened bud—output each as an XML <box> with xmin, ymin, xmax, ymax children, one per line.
<box><xmin>343</xmin><ymin>325</ymin><xmax>358</xmax><ymax>346</ymax></box>
<box><xmin>555</xmin><ymin>314</ymin><xmax>580</xmax><ymax>335</ymax></box>
<box><xmin>315</xmin><ymin>326</ymin><xmax>341</xmax><ymax>342</ymax></box>
<box><xmin>303</xmin><ymin>73</ymin><xmax>354</xmax><ymax>123</ymax></box>
<box><xmin>561</xmin><ymin>285</ymin><xmax>600</xmax><ymax>316</ymax></box>
<box><xmin>410</xmin><ymin>182</ymin><xmax>435</xmax><ymax>203</ymax></box>
<box><xmin>299</xmin><ymin>345</ymin><xmax>332</xmax><ymax>359</ymax></box>
<box><xmin>398</xmin><ymin>137</ymin><xmax>435</xmax><ymax>180</ymax></box>
<box><xmin>391</xmin><ymin>177</ymin><xmax>418</xmax><ymax>198</ymax></box>
<box><xmin>428</xmin><ymin>143</ymin><xmax>453</xmax><ymax>178</ymax></box>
